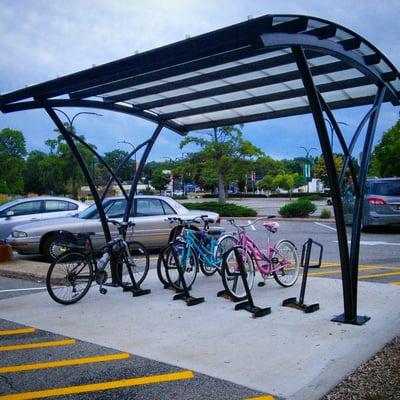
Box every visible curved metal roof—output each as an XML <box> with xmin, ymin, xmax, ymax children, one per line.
<box><xmin>0</xmin><ymin>14</ymin><xmax>399</xmax><ymax>133</ymax></box>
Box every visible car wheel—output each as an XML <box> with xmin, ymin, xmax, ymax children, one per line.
<box><xmin>42</xmin><ymin>234</ymin><xmax>69</xmax><ymax>262</ymax></box>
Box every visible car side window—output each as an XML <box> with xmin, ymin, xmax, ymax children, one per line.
<box><xmin>45</xmin><ymin>200</ymin><xmax>70</xmax><ymax>213</ymax></box>
<box><xmin>161</xmin><ymin>200</ymin><xmax>176</xmax><ymax>215</ymax></box>
<box><xmin>68</xmin><ymin>202</ymin><xmax>79</xmax><ymax>210</ymax></box>
<box><xmin>136</xmin><ymin>199</ymin><xmax>165</xmax><ymax>216</ymax></box>
<box><xmin>8</xmin><ymin>201</ymin><xmax>42</xmax><ymax>216</ymax></box>
<box><xmin>105</xmin><ymin>199</ymin><xmax>126</xmax><ymax>218</ymax></box>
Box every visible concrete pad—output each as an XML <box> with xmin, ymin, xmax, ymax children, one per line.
<box><xmin>0</xmin><ymin>270</ymin><xmax>399</xmax><ymax>400</ymax></box>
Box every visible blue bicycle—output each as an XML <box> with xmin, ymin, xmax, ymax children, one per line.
<box><xmin>157</xmin><ymin>216</ymin><xmax>236</xmax><ymax>290</ymax></box>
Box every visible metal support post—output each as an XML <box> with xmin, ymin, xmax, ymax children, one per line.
<box><xmin>45</xmin><ymin>108</ymin><xmax>112</xmax><ymax>244</ymax></box>
<box><xmin>291</xmin><ymin>46</ymin><xmax>356</xmax><ymax>322</ymax></box>
<box><xmin>333</xmin><ymin>86</ymin><xmax>385</xmax><ymax>325</ymax></box>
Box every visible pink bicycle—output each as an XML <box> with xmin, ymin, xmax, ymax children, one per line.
<box><xmin>221</xmin><ymin>217</ymin><xmax>300</xmax><ymax>300</ymax></box>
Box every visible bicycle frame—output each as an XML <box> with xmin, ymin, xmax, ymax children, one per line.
<box><xmin>180</xmin><ymin>228</ymin><xmax>220</xmax><ymax>268</ymax></box>
<box><xmin>236</xmin><ymin>228</ymin><xmax>293</xmax><ymax>277</ymax></box>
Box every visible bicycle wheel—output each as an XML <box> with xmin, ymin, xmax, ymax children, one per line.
<box><xmin>164</xmin><ymin>243</ymin><xmax>198</xmax><ymax>291</ymax></box>
<box><xmin>221</xmin><ymin>246</ymin><xmax>255</xmax><ymax>301</ymax></box>
<box><xmin>117</xmin><ymin>241</ymin><xmax>149</xmax><ymax>289</ymax></box>
<box><xmin>272</xmin><ymin>240</ymin><xmax>300</xmax><ymax>287</ymax></box>
<box><xmin>46</xmin><ymin>251</ymin><xmax>93</xmax><ymax>305</ymax></box>
<box><xmin>156</xmin><ymin>246</ymin><xmax>170</xmax><ymax>286</ymax></box>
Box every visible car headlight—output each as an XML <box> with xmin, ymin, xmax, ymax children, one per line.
<box><xmin>12</xmin><ymin>231</ymin><xmax>28</xmax><ymax>238</ymax></box>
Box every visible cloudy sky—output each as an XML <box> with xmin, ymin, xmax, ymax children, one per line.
<box><xmin>0</xmin><ymin>0</ymin><xmax>399</xmax><ymax>161</ymax></box>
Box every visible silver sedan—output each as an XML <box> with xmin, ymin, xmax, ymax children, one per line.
<box><xmin>6</xmin><ymin>195</ymin><xmax>219</xmax><ymax>261</ymax></box>
<box><xmin>0</xmin><ymin>196</ymin><xmax>88</xmax><ymax>241</ymax></box>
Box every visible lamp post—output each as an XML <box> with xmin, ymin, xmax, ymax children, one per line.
<box><xmin>324</xmin><ymin>118</ymin><xmax>348</xmax><ymax>152</ymax></box>
<box><xmin>118</xmin><ymin>140</ymin><xmax>137</xmax><ymax>172</ymax></box>
<box><xmin>53</xmin><ymin>109</ymin><xmax>102</xmax><ymax>197</ymax></box>
<box><xmin>298</xmin><ymin>146</ymin><xmax>317</xmax><ymax>193</ymax></box>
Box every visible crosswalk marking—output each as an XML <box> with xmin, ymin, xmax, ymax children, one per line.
<box><xmin>0</xmin><ymin>328</ymin><xmax>36</xmax><ymax>336</ymax></box>
<box><xmin>0</xmin><ymin>370</ymin><xmax>194</xmax><ymax>400</ymax></box>
<box><xmin>244</xmin><ymin>395</ymin><xmax>275</xmax><ymax>400</ymax></box>
<box><xmin>0</xmin><ymin>339</ymin><xmax>75</xmax><ymax>352</ymax></box>
<box><xmin>0</xmin><ymin>353</ymin><xmax>130</xmax><ymax>373</ymax></box>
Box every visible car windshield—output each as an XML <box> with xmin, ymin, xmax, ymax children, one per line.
<box><xmin>372</xmin><ymin>181</ymin><xmax>400</xmax><ymax>196</ymax></box>
<box><xmin>77</xmin><ymin>201</ymin><xmax>122</xmax><ymax>219</ymax></box>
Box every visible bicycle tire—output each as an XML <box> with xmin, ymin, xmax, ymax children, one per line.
<box><xmin>46</xmin><ymin>251</ymin><xmax>93</xmax><ymax>305</ymax></box>
<box><xmin>272</xmin><ymin>239</ymin><xmax>300</xmax><ymax>287</ymax></box>
<box><xmin>116</xmin><ymin>241</ymin><xmax>149</xmax><ymax>289</ymax></box>
<box><xmin>221</xmin><ymin>246</ymin><xmax>255</xmax><ymax>301</ymax></box>
<box><xmin>164</xmin><ymin>243</ymin><xmax>198</xmax><ymax>291</ymax></box>
<box><xmin>156</xmin><ymin>246</ymin><xmax>170</xmax><ymax>286</ymax></box>
<box><xmin>200</xmin><ymin>234</ymin><xmax>238</xmax><ymax>276</ymax></box>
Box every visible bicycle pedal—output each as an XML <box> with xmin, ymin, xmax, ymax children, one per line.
<box><xmin>258</xmin><ymin>281</ymin><xmax>266</xmax><ymax>287</ymax></box>
<box><xmin>99</xmin><ymin>288</ymin><xmax>107</xmax><ymax>295</ymax></box>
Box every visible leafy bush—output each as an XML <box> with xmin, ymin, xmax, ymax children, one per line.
<box><xmin>183</xmin><ymin>201</ymin><xmax>257</xmax><ymax>217</ymax></box>
<box><xmin>142</xmin><ymin>189</ymin><xmax>155</xmax><ymax>195</ymax></box>
<box><xmin>278</xmin><ymin>199</ymin><xmax>316</xmax><ymax>218</ymax></box>
<box><xmin>301</xmin><ymin>194</ymin><xmax>325</xmax><ymax>201</ymax></box>
<box><xmin>270</xmin><ymin>192</ymin><xmax>329</xmax><ymax>198</ymax></box>
<box><xmin>172</xmin><ymin>195</ymin><xmax>188</xmax><ymax>200</ymax></box>
<box><xmin>320</xmin><ymin>208</ymin><xmax>331</xmax><ymax>219</ymax></box>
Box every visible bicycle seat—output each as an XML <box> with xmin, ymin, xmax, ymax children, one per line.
<box><xmin>263</xmin><ymin>221</ymin><xmax>279</xmax><ymax>233</ymax></box>
<box><xmin>206</xmin><ymin>227</ymin><xmax>225</xmax><ymax>235</ymax></box>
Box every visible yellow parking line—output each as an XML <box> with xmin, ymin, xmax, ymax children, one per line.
<box><xmin>358</xmin><ymin>271</ymin><xmax>400</xmax><ymax>280</ymax></box>
<box><xmin>244</xmin><ymin>395</ymin><xmax>275</xmax><ymax>400</ymax></box>
<box><xmin>0</xmin><ymin>353</ymin><xmax>130</xmax><ymax>373</ymax></box>
<box><xmin>0</xmin><ymin>370</ymin><xmax>194</xmax><ymax>400</ymax></box>
<box><xmin>0</xmin><ymin>328</ymin><xmax>36</xmax><ymax>336</ymax></box>
<box><xmin>0</xmin><ymin>339</ymin><xmax>75</xmax><ymax>352</ymax></box>
<box><xmin>309</xmin><ymin>266</ymin><xmax>378</xmax><ymax>277</ymax></box>
<box><xmin>391</xmin><ymin>281</ymin><xmax>400</xmax><ymax>285</ymax></box>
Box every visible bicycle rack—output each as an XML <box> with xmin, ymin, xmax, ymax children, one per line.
<box><xmin>227</xmin><ymin>246</ymin><xmax>271</xmax><ymax>318</ymax></box>
<box><xmin>115</xmin><ymin>255</ymin><xmax>151</xmax><ymax>297</ymax></box>
<box><xmin>163</xmin><ymin>246</ymin><xmax>205</xmax><ymax>306</ymax></box>
<box><xmin>282</xmin><ymin>238</ymin><xmax>323</xmax><ymax>313</ymax></box>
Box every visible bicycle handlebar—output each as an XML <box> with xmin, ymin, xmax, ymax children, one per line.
<box><xmin>167</xmin><ymin>214</ymin><xmax>211</xmax><ymax>226</ymax></box>
<box><xmin>228</xmin><ymin>216</ymin><xmax>276</xmax><ymax>231</ymax></box>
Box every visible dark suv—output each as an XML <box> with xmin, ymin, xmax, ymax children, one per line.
<box><xmin>343</xmin><ymin>177</ymin><xmax>400</xmax><ymax>229</ymax></box>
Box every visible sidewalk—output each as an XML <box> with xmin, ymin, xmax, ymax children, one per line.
<box><xmin>1</xmin><ymin>260</ymin><xmax>399</xmax><ymax>400</ymax></box>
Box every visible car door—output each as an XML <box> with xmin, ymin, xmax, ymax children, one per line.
<box><xmin>131</xmin><ymin>198</ymin><xmax>172</xmax><ymax>248</ymax></box>
<box><xmin>0</xmin><ymin>200</ymin><xmax>43</xmax><ymax>240</ymax></box>
<box><xmin>82</xmin><ymin>199</ymin><xmax>124</xmax><ymax>250</ymax></box>
<box><xmin>43</xmin><ymin>200</ymin><xmax>79</xmax><ymax>220</ymax></box>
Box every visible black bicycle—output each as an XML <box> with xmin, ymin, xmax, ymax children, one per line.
<box><xmin>46</xmin><ymin>220</ymin><xmax>149</xmax><ymax>305</ymax></box>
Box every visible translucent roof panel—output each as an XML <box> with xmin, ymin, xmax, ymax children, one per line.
<box><xmin>0</xmin><ymin>14</ymin><xmax>398</xmax><ymax>134</ymax></box>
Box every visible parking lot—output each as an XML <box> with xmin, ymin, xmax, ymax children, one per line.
<box><xmin>0</xmin><ymin>218</ymin><xmax>399</xmax><ymax>400</ymax></box>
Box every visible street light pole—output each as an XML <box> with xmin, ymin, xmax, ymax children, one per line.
<box><xmin>53</xmin><ymin>109</ymin><xmax>102</xmax><ymax>197</ymax></box>
<box><xmin>298</xmin><ymin>146</ymin><xmax>317</xmax><ymax>193</ymax></box>
<box><xmin>118</xmin><ymin>140</ymin><xmax>137</xmax><ymax>172</ymax></box>
<box><xmin>324</xmin><ymin>118</ymin><xmax>348</xmax><ymax>152</ymax></box>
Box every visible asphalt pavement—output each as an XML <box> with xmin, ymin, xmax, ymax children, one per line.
<box><xmin>0</xmin><ymin>218</ymin><xmax>399</xmax><ymax>400</ymax></box>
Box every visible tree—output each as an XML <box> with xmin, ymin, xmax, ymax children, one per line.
<box><xmin>46</xmin><ymin>126</ymin><xmax>97</xmax><ymax>198</ymax></box>
<box><xmin>314</xmin><ymin>154</ymin><xmax>343</xmax><ymax>186</ymax></box>
<box><xmin>256</xmin><ymin>175</ymin><xmax>275</xmax><ymax>192</ymax></box>
<box><xmin>369</xmin><ymin>120</ymin><xmax>400</xmax><ymax>177</ymax></box>
<box><xmin>273</xmin><ymin>174</ymin><xmax>295</xmax><ymax>199</ymax></box>
<box><xmin>180</xmin><ymin>126</ymin><xmax>263</xmax><ymax>203</ymax></box>
<box><xmin>151</xmin><ymin>169</ymin><xmax>170</xmax><ymax>193</ymax></box>
<box><xmin>0</xmin><ymin>128</ymin><xmax>27</xmax><ymax>194</ymax></box>
<box><xmin>97</xmin><ymin>149</ymin><xmax>135</xmax><ymax>185</ymax></box>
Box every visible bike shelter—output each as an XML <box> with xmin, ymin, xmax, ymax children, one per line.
<box><xmin>0</xmin><ymin>14</ymin><xmax>399</xmax><ymax>324</ymax></box>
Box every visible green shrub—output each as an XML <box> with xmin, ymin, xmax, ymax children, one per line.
<box><xmin>172</xmin><ymin>195</ymin><xmax>188</xmax><ymax>200</ymax></box>
<box><xmin>142</xmin><ymin>189</ymin><xmax>155</xmax><ymax>195</ymax></box>
<box><xmin>183</xmin><ymin>201</ymin><xmax>257</xmax><ymax>217</ymax></box>
<box><xmin>320</xmin><ymin>208</ymin><xmax>331</xmax><ymax>219</ymax></box>
<box><xmin>278</xmin><ymin>199</ymin><xmax>316</xmax><ymax>218</ymax></box>
<box><xmin>301</xmin><ymin>194</ymin><xmax>325</xmax><ymax>201</ymax></box>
